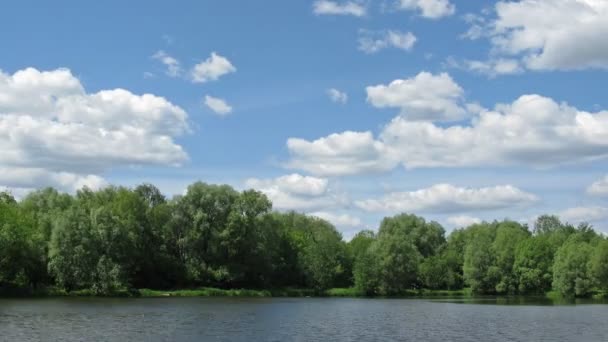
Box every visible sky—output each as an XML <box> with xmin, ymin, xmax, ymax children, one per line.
<box><xmin>1</xmin><ymin>0</ymin><xmax>608</xmax><ymax>238</ymax></box>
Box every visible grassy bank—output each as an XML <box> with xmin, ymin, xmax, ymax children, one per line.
<box><xmin>139</xmin><ymin>287</ymin><xmax>474</xmax><ymax>298</ymax></box>
<box><xmin>1</xmin><ymin>286</ymin><xmax>473</xmax><ymax>298</ymax></box>
<box><xmin>325</xmin><ymin>288</ymin><xmax>473</xmax><ymax>298</ymax></box>
<box><xmin>5</xmin><ymin>286</ymin><xmax>603</xmax><ymax>301</ymax></box>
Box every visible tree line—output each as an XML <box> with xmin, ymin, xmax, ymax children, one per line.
<box><xmin>0</xmin><ymin>182</ymin><xmax>607</xmax><ymax>298</ymax></box>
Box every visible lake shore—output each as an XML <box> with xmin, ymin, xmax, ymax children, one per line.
<box><xmin>0</xmin><ymin>286</ymin><xmax>472</xmax><ymax>298</ymax></box>
<box><xmin>1</xmin><ymin>286</ymin><xmax>561</xmax><ymax>299</ymax></box>
<box><xmin>4</xmin><ymin>286</ymin><xmax>607</xmax><ymax>302</ymax></box>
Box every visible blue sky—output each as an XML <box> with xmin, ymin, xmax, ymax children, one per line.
<box><xmin>1</xmin><ymin>0</ymin><xmax>608</xmax><ymax>238</ymax></box>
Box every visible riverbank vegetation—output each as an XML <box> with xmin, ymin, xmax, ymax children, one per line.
<box><xmin>1</xmin><ymin>183</ymin><xmax>607</xmax><ymax>298</ymax></box>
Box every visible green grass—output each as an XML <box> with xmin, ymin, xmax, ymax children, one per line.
<box><xmin>545</xmin><ymin>290</ymin><xmax>562</xmax><ymax>300</ymax></box>
<box><xmin>11</xmin><ymin>286</ymin><xmax>599</xmax><ymax>301</ymax></box>
<box><xmin>139</xmin><ymin>287</ymin><xmax>272</xmax><ymax>298</ymax></box>
<box><xmin>408</xmin><ymin>288</ymin><xmax>473</xmax><ymax>297</ymax></box>
<box><xmin>322</xmin><ymin>287</ymin><xmax>472</xmax><ymax>298</ymax></box>
<box><xmin>138</xmin><ymin>287</ymin><xmax>472</xmax><ymax>298</ymax></box>
<box><xmin>325</xmin><ymin>287</ymin><xmax>364</xmax><ymax>297</ymax></box>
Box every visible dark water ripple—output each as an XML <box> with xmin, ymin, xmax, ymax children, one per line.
<box><xmin>1</xmin><ymin>297</ymin><xmax>607</xmax><ymax>342</ymax></box>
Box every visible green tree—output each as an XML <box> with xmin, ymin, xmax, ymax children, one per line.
<box><xmin>169</xmin><ymin>182</ymin><xmax>239</xmax><ymax>286</ymax></box>
<box><xmin>369</xmin><ymin>215</ymin><xmax>427</xmax><ymax>295</ymax></box>
<box><xmin>0</xmin><ymin>193</ymin><xmax>41</xmax><ymax>288</ymax></box>
<box><xmin>440</xmin><ymin>228</ymin><xmax>470</xmax><ymax>290</ymax></box>
<box><xmin>419</xmin><ymin>254</ymin><xmax>453</xmax><ymax>290</ymax></box>
<box><xmin>552</xmin><ymin>235</ymin><xmax>594</xmax><ymax>297</ymax></box>
<box><xmin>493</xmin><ymin>221</ymin><xmax>530</xmax><ymax>293</ymax></box>
<box><xmin>378</xmin><ymin>214</ymin><xmax>445</xmax><ymax>258</ymax></box>
<box><xmin>463</xmin><ymin>224</ymin><xmax>499</xmax><ymax>294</ymax></box>
<box><xmin>375</xmin><ymin>233</ymin><xmax>421</xmax><ymax>295</ymax></box>
<box><xmin>348</xmin><ymin>230</ymin><xmax>376</xmax><ymax>263</ymax></box>
<box><xmin>222</xmin><ymin>190</ymin><xmax>272</xmax><ymax>287</ymax></box>
<box><xmin>353</xmin><ymin>242</ymin><xmax>380</xmax><ymax>295</ymax></box>
<box><xmin>279</xmin><ymin>212</ymin><xmax>349</xmax><ymax>290</ymax></box>
<box><xmin>513</xmin><ymin>236</ymin><xmax>554</xmax><ymax>294</ymax></box>
<box><xmin>48</xmin><ymin>206</ymin><xmax>99</xmax><ymax>291</ymax></box>
<box><xmin>19</xmin><ymin>188</ymin><xmax>73</xmax><ymax>287</ymax></box>
<box><xmin>589</xmin><ymin>239</ymin><xmax>608</xmax><ymax>291</ymax></box>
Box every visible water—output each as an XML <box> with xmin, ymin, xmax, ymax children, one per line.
<box><xmin>1</xmin><ymin>297</ymin><xmax>608</xmax><ymax>341</ymax></box>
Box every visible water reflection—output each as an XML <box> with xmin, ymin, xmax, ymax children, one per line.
<box><xmin>433</xmin><ymin>296</ymin><xmax>608</xmax><ymax>306</ymax></box>
<box><xmin>1</xmin><ymin>297</ymin><xmax>608</xmax><ymax>341</ymax></box>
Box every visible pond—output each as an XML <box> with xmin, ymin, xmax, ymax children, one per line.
<box><xmin>1</xmin><ymin>297</ymin><xmax>607</xmax><ymax>341</ymax></box>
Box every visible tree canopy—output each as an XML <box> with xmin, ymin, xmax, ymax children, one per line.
<box><xmin>1</xmin><ymin>184</ymin><xmax>607</xmax><ymax>298</ymax></box>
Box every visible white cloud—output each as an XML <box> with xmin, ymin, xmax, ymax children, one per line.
<box><xmin>446</xmin><ymin>57</ymin><xmax>523</xmax><ymax>77</ymax></box>
<box><xmin>287</xmin><ymin>93</ymin><xmax>608</xmax><ymax>175</ymax></box>
<box><xmin>587</xmin><ymin>175</ymin><xmax>608</xmax><ymax>196</ymax></box>
<box><xmin>245</xmin><ymin>174</ymin><xmax>348</xmax><ymax>211</ymax></box>
<box><xmin>204</xmin><ymin>95</ymin><xmax>232</xmax><ymax>116</ymax></box>
<box><xmin>356</xmin><ymin>183</ymin><xmax>538</xmax><ymax>214</ymax></box>
<box><xmin>558</xmin><ymin>206</ymin><xmax>608</xmax><ymax>224</ymax></box>
<box><xmin>246</xmin><ymin>173</ymin><xmax>328</xmax><ymax>197</ymax></box>
<box><xmin>366</xmin><ymin>72</ymin><xmax>468</xmax><ymax>121</ymax></box>
<box><xmin>380</xmin><ymin>94</ymin><xmax>608</xmax><ymax>169</ymax></box>
<box><xmin>191</xmin><ymin>52</ymin><xmax>236</xmax><ymax>83</ymax></box>
<box><xmin>313</xmin><ymin>1</ymin><xmax>366</xmax><ymax>17</ymax></box>
<box><xmin>398</xmin><ymin>0</ymin><xmax>455</xmax><ymax>19</ymax></box>
<box><xmin>0</xmin><ymin>67</ymin><xmax>189</xmax><ymax>192</ymax></box>
<box><xmin>0</xmin><ymin>167</ymin><xmax>107</xmax><ymax>193</ymax></box>
<box><xmin>327</xmin><ymin>88</ymin><xmax>348</xmax><ymax>104</ymax></box>
<box><xmin>468</xmin><ymin>59</ymin><xmax>523</xmax><ymax>76</ymax></box>
<box><xmin>358</xmin><ymin>30</ymin><xmax>417</xmax><ymax>54</ymax></box>
<box><xmin>310</xmin><ymin>211</ymin><xmax>363</xmax><ymax>228</ymax></box>
<box><xmin>468</xmin><ymin>0</ymin><xmax>608</xmax><ymax>71</ymax></box>
<box><xmin>0</xmin><ymin>187</ymin><xmax>32</xmax><ymax>201</ymax></box>
<box><xmin>152</xmin><ymin>50</ymin><xmax>181</xmax><ymax>77</ymax></box>
<box><xmin>286</xmin><ymin>131</ymin><xmax>398</xmax><ymax>176</ymax></box>
<box><xmin>447</xmin><ymin>215</ymin><xmax>482</xmax><ymax>227</ymax></box>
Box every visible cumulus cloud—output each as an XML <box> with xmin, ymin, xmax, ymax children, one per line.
<box><xmin>204</xmin><ymin>95</ymin><xmax>232</xmax><ymax>116</ymax></box>
<box><xmin>152</xmin><ymin>50</ymin><xmax>181</xmax><ymax>77</ymax></box>
<box><xmin>247</xmin><ymin>174</ymin><xmax>328</xmax><ymax>196</ymax></box>
<box><xmin>358</xmin><ymin>30</ymin><xmax>417</xmax><ymax>54</ymax></box>
<box><xmin>558</xmin><ymin>206</ymin><xmax>608</xmax><ymax>224</ymax></box>
<box><xmin>0</xmin><ymin>167</ymin><xmax>107</xmax><ymax>193</ymax></box>
<box><xmin>447</xmin><ymin>215</ymin><xmax>482</xmax><ymax>228</ymax></box>
<box><xmin>191</xmin><ymin>52</ymin><xmax>236</xmax><ymax>83</ymax></box>
<box><xmin>587</xmin><ymin>175</ymin><xmax>608</xmax><ymax>196</ymax></box>
<box><xmin>398</xmin><ymin>0</ymin><xmax>455</xmax><ymax>19</ymax></box>
<box><xmin>310</xmin><ymin>211</ymin><xmax>363</xmax><ymax>228</ymax></box>
<box><xmin>287</xmin><ymin>93</ymin><xmax>608</xmax><ymax>175</ymax></box>
<box><xmin>327</xmin><ymin>88</ymin><xmax>348</xmax><ymax>104</ymax></box>
<box><xmin>245</xmin><ymin>174</ymin><xmax>348</xmax><ymax>211</ymax></box>
<box><xmin>366</xmin><ymin>72</ymin><xmax>468</xmax><ymax>121</ymax></box>
<box><xmin>467</xmin><ymin>0</ymin><xmax>608</xmax><ymax>71</ymax></box>
<box><xmin>356</xmin><ymin>184</ymin><xmax>538</xmax><ymax>214</ymax></box>
<box><xmin>313</xmin><ymin>0</ymin><xmax>366</xmax><ymax>17</ymax></box>
<box><xmin>380</xmin><ymin>94</ymin><xmax>608</xmax><ymax>169</ymax></box>
<box><xmin>0</xmin><ymin>67</ymin><xmax>189</xmax><ymax>192</ymax></box>
<box><xmin>286</xmin><ymin>131</ymin><xmax>398</xmax><ymax>176</ymax></box>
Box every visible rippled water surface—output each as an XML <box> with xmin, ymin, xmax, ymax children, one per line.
<box><xmin>1</xmin><ymin>297</ymin><xmax>608</xmax><ymax>341</ymax></box>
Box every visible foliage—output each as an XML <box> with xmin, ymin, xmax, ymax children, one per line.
<box><xmin>1</xmin><ymin>185</ymin><xmax>608</xmax><ymax>298</ymax></box>
<box><xmin>463</xmin><ymin>224</ymin><xmax>499</xmax><ymax>294</ymax></box>
<box><xmin>589</xmin><ymin>240</ymin><xmax>608</xmax><ymax>291</ymax></box>
<box><xmin>552</xmin><ymin>235</ymin><xmax>595</xmax><ymax>297</ymax></box>
<box><xmin>513</xmin><ymin>236</ymin><xmax>554</xmax><ymax>294</ymax></box>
